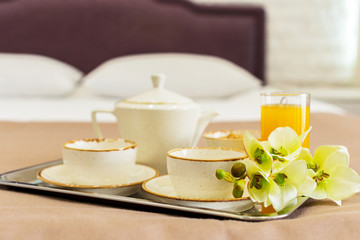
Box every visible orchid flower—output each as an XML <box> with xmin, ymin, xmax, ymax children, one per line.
<box><xmin>267</xmin><ymin>127</ymin><xmax>311</xmax><ymax>163</ymax></box>
<box><xmin>298</xmin><ymin>146</ymin><xmax>360</xmax><ymax>205</ymax></box>
<box><xmin>270</xmin><ymin>160</ymin><xmax>317</xmax><ymax>211</ymax></box>
<box><xmin>218</xmin><ymin>127</ymin><xmax>360</xmax><ymax>212</ymax></box>
<box><xmin>244</xmin><ymin>159</ymin><xmax>279</xmax><ymax>206</ymax></box>
<box><xmin>243</xmin><ymin>131</ymin><xmax>273</xmax><ymax>176</ymax></box>
<box><xmin>243</xmin><ymin>128</ymin><xmax>314</xmax><ymax>211</ymax></box>
<box><xmin>245</xmin><ymin>157</ymin><xmax>315</xmax><ymax>211</ymax></box>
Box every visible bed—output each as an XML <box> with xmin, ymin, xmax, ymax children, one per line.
<box><xmin>1</xmin><ymin>0</ymin><xmax>359</xmax><ymax>239</ymax></box>
<box><xmin>0</xmin><ymin>0</ymin><xmax>345</xmax><ymax>123</ymax></box>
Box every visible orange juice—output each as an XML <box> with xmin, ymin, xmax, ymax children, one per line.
<box><xmin>261</xmin><ymin>104</ymin><xmax>310</xmax><ymax>148</ymax></box>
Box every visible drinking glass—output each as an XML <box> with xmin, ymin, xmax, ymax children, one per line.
<box><xmin>260</xmin><ymin>92</ymin><xmax>311</xmax><ymax>148</ymax></box>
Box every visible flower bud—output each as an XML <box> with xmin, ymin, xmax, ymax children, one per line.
<box><xmin>231</xmin><ymin>162</ymin><xmax>246</xmax><ymax>178</ymax></box>
<box><xmin>216</xmin><ymin>169</ymin><xmax>227</xmax><ymax>180</ymax></box>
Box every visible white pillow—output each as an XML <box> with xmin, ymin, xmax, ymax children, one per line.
<box><xmin>0</xmin><ymin>53</ymin><xmax>83</xmax><ymax>97</ymax></box>
<box><xmin>82</xmin><ymin>53</ymin><xmax>261</xmax><ymax>99</ymax></box>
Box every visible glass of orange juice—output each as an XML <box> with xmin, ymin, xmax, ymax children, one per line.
<box><xmin>260</xmin><ymin>92</ymin><xmax>310</xmax><ymax>148</ymax></box>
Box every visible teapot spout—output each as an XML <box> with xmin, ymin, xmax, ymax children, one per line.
<box><xmin>192</xmin><ymin>110</ymin><xmax>218</xmax><ymax>147</ymax></box>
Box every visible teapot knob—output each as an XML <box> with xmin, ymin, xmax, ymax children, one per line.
<box><xmin>151</xmin><ymin>74</ymin><xmax>166</xmax><ymax>88</ymax></box>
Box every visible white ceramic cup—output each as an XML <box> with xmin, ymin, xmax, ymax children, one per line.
<box><xmin>63</xmin><ymin>138</ymin><xmax>137</xmax><ymax>177</ymax></box>
<box><xmin>167</xmin><ymin>147</ymin><xmax>247</xmax><ymax>199</ymax></box>
<box><xmin>203</xmin><ymin>129</ymin><xmax>260</xmax><ymax>151</ymax></box>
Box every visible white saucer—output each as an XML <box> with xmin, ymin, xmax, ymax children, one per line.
<box><xmin>38</xmin><ymin>164</ymin><xmax>158</xmax><ymax>196</ymax></box>
<box><xmin>142</xmin><ymin>175</ymin><xmax>254</xmax><ymax>212</ymax></box>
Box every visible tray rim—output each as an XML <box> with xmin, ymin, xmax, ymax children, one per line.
<box><xmin>0</xmin><ymin>160</ymin><xmax>308</xmax><ymax>221</ymax></box>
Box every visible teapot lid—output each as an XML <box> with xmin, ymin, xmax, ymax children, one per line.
<box><xmin>124</xmin><ymin>74</ymin><xmax>193</xmax><ymax>104</ymax></box>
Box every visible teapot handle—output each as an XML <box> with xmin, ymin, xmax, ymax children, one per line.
<box><xmin>91</xmin><ymin>109</ymin><xmax>115</xmax><ymax>138</ymax></box>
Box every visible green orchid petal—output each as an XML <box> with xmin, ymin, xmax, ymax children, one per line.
<box><xmin>296</xmin><ymin>148</ymin><xmax>319</xmax><ymax>171</ymax></box>
<box><xmin>313</xmin><ymin>145</ymin><xmax>349</xmax><ymax>172</ymax></box>
<box><xmin>297</xmin><ymin>176</ymin><xmax>317</xmax><ymax>196</ymax></box>
<box><xmin>268</xmin><ymin>127</ymin><xmax>299</xmax><ymax>155</ymax></box>
<box><xmin>299</xmin><ymin>127</ymin><xmax>312</xmax><ymax>146</ymax></box>
<box><xmin>243</xmin><ymin>131</ymin><xmax>273</xmax><ymax>176</ymax></box>
<box><xmin>243</xmin><ymin>159</ymin><xmax>262</xmax><ymax>178</ymax></box>
<box><xmin>307</xmin><ymin>169</ymin><xmax>316</xmax><ymax>178</ymax></box>
<box><xmin>266</xmin><ymin>177</ymin><xmax>280</xmax><ymax>203</ymax></box>
<box><xmin>281</xmin><ymin>160</ymin><xmax>308</xmax><ymax>187</ymax></box>
<box><xmin>272</xmin><ymin>160</ymin><xmax>289</xmax><ymax>174</ymax></box>
<box><xmin>295</xmin><ymin>148</ymin><xmax>313</xmax><ymax>163</ymax></box>
<box><xmin>247</xmin><ymin>177</ymin><xmax>270</xmax><ymax>203</ymax></box>
<box><xmin>326</xmin><ymin>165</ymin><xmax>360</xmax><ymax>201</ymax></box>
<box><xmin>261</xmin><ymin>141</ymin><xmax>272</xmax><ymax>152</ymax></box>
<box><xmin>322</xmin><ymin>147</ymin><xmax>350</xmax><ymax>173</ymax></box>
<box><xmin>283</xmin><ymin>147</ymin><xmax>302</xmax><ymax>161</ymax></box>
<box><xmin>276</xmin><ymin>147</ymin><xmax>302</xmax><ymax>162</ymax></box>
<box><xmin>309</xmin><ymin>181</ymin><xmax>328</xmax><ymax>199</ymax></box>
<box><xmin>264</xmin><ymin>197</ymin><xmax>272</xmax><ymax>208</ymax></box>
<box><xmin>243</xmin><ymin>131</ymin><xmax>257</xmax><ymax>160</ymax></box>
<box><xmin>248</xmin><ymin>185</ymin><xmax>268</xmax><ymax>203</ymax></box>
<box><xmin>269</xmin><ymin>182</ymin><xmax>298</xmax><ymax>212</ymax></box>
<box><xmin>282</xmin><ymin>198</ymin><xmax>299</xmax><ymax>210</ymax></box>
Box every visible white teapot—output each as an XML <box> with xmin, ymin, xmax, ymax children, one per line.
<box><xmin>91</xmin><ymin>74</ymin><xmax>218</xmax><ymax>174</ymax></box>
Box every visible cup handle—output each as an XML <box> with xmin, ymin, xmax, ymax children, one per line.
<box><xmin>91</xmin><ymin>109</ymin><xmax>114</xmax><ymax>138</ymax></box>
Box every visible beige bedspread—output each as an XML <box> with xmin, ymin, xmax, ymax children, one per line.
<box><xmin>1</xmin><ymin>113</ymin><xmax>360</xmax><ymax>239</ymax></box>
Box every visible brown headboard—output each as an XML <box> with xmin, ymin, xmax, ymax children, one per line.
<box><xmin>0</xmin><ymin>0</ymin><xmax>266</xmax><ymax>84</ymax></box>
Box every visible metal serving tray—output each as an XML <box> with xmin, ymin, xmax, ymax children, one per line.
<box><xmin>0</xmin><ymin>160</ymin><xmax>308</xmax><ymax>221</ymax></box>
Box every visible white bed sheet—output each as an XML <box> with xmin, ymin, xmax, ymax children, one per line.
<box><xmin>1</xmin><ymin>86</ymin><xmax>346</xmax><ymax>123</ymax></box>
